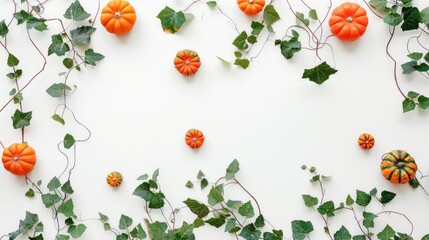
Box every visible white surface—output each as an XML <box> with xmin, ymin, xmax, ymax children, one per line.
<box><xmin>0</xmin><ymin>0</ymin><xmax>429</xmax><ymax>239</ymax></box>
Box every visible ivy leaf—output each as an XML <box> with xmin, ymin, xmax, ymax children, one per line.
<box><xmin>362</xmin><ymin>211</ymin><xmax>378</xmax><ymax>228</ymax></box>
<box><xmin>356</xmin><ymin>190</ymin><xmax>371</xmax><ymax>207</ymax></box>
<box><xmin>224</xmin><ymin>218</ymin><xmax>237</xmax><ymax>232</ymax></box>
<box><xmin>26</xmin><ymin>17</ymin><xmax>47</xmax><ymax>31</ymax></box>
<box><xmin>421</xmin><ymin>7</ymin><xmax>429</xmax><ymax>27</ymax></box>
<box><xmin>185</xmin><ymin>181</ymin><xmax>193</xmax><ymax>188</ymax></box>
<box><xmin>197</xmin><ymin>170</ymin><xmax>205</xmax><ymax>179</ymax></box>
<box><xmin>234</xmin><ymin>58</ymin><xmax>250</xmax><ymax>69</ymax></box>
<box><xmin>402</xmin><ymin>98</ymin><xmax>416</xmax><ymax>113</ymax></box>
<box><xmin>422</xmin><ymin>234</ymin><xmax>429</xmax><ymax>240</ymax></box>
<box><xmin>62</xmin><ymin>180</ymin><xmax>74</xmax><ymax>194</ymax></box>
<box><xmin>408</xmin><ymin>91</ymin><xmax>420</xmax><ymax>98</ymax></box>
<box><xmin>380</xmin><ymin>191</ymin><xmax>396</xmax><ymax>204</ymax></box>
<box><xmin>418</xmin><ymin>95</ymin><xmax>429</xmax><ymax>109</ymax></box>
<box><xmin>193</xmin><ymin>218</ymin><xmax>205</xmax><ymax>228</ymax></box>
<box><xmin>99</xmin><ymin>212</ymin><xmax>109</xmax><ymax>222</ymax></box>
<box><xmin>67</xmin><ymin>224</ymin><xmax>87</xmax><ymax>239</ymax></box>
<box><xmin>11</xmin><ymin>109</ymin><xmax>32</xmax><ymax>129</ymax></box>
<box><xmin>377</xmin><ymin>225</ymin><xmax>395</xmax><ymax>240</ymax></box>
<box><xmin>225</xmin><ymin>159</ymin><xmax>240</xmax><ymax>180</ymax></box>
<box><xmin>35</xmin><ymin>222</ymin><xmax>44</xmax><ymax>233</ymax></box>
<box><xmin>383</xmin><ymin>13</ymin><xmax>402</xmax><ymax>26</ymax></box>
<box><xmin>152</xmin><ymin>168</ymin><xmax>160</xmax><ymax>181</ymax></box>
<box><xmin>13</xmin><ymin>10</ymin><xmax>31</xmax><ymax>24</ymax></box>
<box><xmin>206</xmin><ymin>1</ymin><xmax>217</xmax><ymax>8</ymax></box>
<box><xmin>63</xmin><ymin>58</ymin><xmax>74</xmax><ymax>69</ymax></box>
<box><xmin>168</xmin><ymin>222</ymin><xmax>195</xmax><ymax>240</ymax></box>
<box><xmin>119</xmin><ymin>214</ymin><xmax>133</xmax><ymax>230</ymax></box>
<box><xmin>263</xmin><ymin>5</ymin><xmax>280</xmax><ymax>26</ymax></box>
<box><xmin>29</xmin><ymin>234</ymin><xmax>43</xmax><ymax>240</ymax></box>
<box><xmin>369</xmin><ymin>188</ymin><xmax>377</xmax><ymax>196</ymax></box>
<box><xmin>238</xmin><ymin>224</ymin><xmax>261</xmax><ymax>240</ymax></box>
<box><xmin>291</xmin><ymin>220</ymin><xmax>314</xmax><ymax>240</ymax></box>
<box><xmin>70</xmin><ymin>26</ymin><xmax>96</xmax><ymax>45</ymax></box>
<box><xmin>407</xmin><ymin>52</ymin><xmax>423</xmax><ymax>60</ymax></box>
<box><xmin>302</xmin><ymin>194</ymin><xmax>318</xmax><ymax>207</ymax></box>
<box><xmin>116</xmin><ymin>234</ymin><xmax>128</xmax><ymax>240</ymax></box>
<box><xmin>401</xmin><ymin>61</ymin><xmax>417</xmax><ymax>74</ymax></box>
<box><xmin>302</xmin><ymin>62</ymin><xmax>337</xmax><ymax>85</ymax></box>
<box><xmin>401</xmin><ymin>7</ymin><xmax>421</xmax><ymax>31</ymax></box>
<box><xmin>148</xmin><ymin>192</ymin><xmax>165</xmax><ymax>209</ymax></box>
<box><xmin>64</xmin><ymin>0</ymin><xmax>91</xmax><ymax>21</ymax></box>
<box><xmin>157</xmin><ymin>6</ymin><xmax>186</xmax><ymax>34</ymax></box>
<box><xmin>52</xmin><ymin>114</ymin><xmax>66</xmax><ymax>125</ymax></box>
<box><xmin>47</xmin><ymin>177</ymin><xmax>61</xmax><ymax>191</ymax></box>
<box><xmin>130</xmin><ymin>224</ymin><xmax>146</xmax><ymax>239</ymax></box>
<box><xmin>251</xmin><ymin>21</ymin><xmax>264</xmax><ymax>36</ymax></box>
<box><xmin>13</xmin><ymin>93</ymin><xmax>23</xmax><ymax>104</ymax></box>
<box><xmin>353</xmin><ymin>235</ymin><xmax>366</xmax><ymax>240</ymax></box>
<box><xmin>232</xmin><ymin>31</ymin><xmax>248</xmax><ymax>50</ymax></box>
<box><xmin>58</xmin><ymin>199</ymin><xmax>74</xmax><ymax>217</ymax></box>
<box><xmin>247</xmin><ymin>35</ymin><xmax>257</xmax><ymax>44</ymax></box>
<box><xmin>208</xmin><ymin>186</ymin><xmax>224</xmax><ymax>206</ymax></box>
<box><xmin>296</xmin><ymin>12</ymin><xmax>309</xmax><ymax>26</ymax></box>
<box><xmin>183</xmin><ymin>198</ymin><xmax>209</xmax><ymax>218</ymax></box>
<box><xmin>205</xmin><ymin>218</ymin><xmax>225</xmax><ymax>228</ymax></box>
<box><xmin>317</xmin><ymin>201</ymin><xmax>335</xmax><ymax>217</ymax></box>
<box><xmin>414</xmin><ymin>63</ymin><xmax>429</xmax><ymax>72</ymax></box>
<box><xmin>25</xmin><ymin>188</ymin><xmax>35</xmax><ymax>197</ymax></box>
<box><xmin>200</xmin><ymin>178</ymin><xmax>208</xmax><ymax>189</ymax></box>
<box><xmin>46</xmin><ymin>83</ymin><xmax>71</xmax><ymax>97</ymax></box>
<box><xmin>7</xmin><ymin>53</ymin><xmax>19</xmax><ymax>67</ymax></box>
<box><xmin>64</xmin><ymin>134</ymin><xmax>75</xmax><ymax>149</ymax></box>
<box><xmin>334</xmin><ymin>226</ymin><xmax>351</xmax><ymax>240</ymax></box>
<box><xmin>346</xmin><ymin>195</ymin><xmax>354</xmax><ymax>206</ymax></box>
<box><xmin>368</xmin><ymin>0</ymin><xmax>388</xmax><ymax>12</ymax></box>
<box><xmin>309</xmin><ymin>9</ymin><xmax>318</xmax><ymax>20</ymax></box>
<box><xmin>254</xmin><ymin>215</ymin><xmax>265</xmax><ymax>228</ymax></box>
<box><xmin>238</xmin><ymin>201</ymin><xmax>255</xmax><ymax>218</ymax></box>
<box><xmin>56</xmin><ymin>235</ymin><xmax>70</xmax><ymax>240</ymax></box>
<box><xmin>84</xmin><ymin>48</ymin><xmax>104</xmax><ymax>66</ymax></box>
<box><xmin>48</xmin><ymin>34</ymin><xmax>70</xmax><ymax>56</ymax></box>
<box><xmin>0</xmin><ymin>20</ymin><xmax>9</xmax><ymax>37</ymax></box>
<box><xmin>65</xmin><ymin>218</ymin><xmax>74</xmax><ymax>226</ymax></box>
<box><xmin>41</xmin><ymin>193</ymin><xmax>61</xmax><ymax>208</ymax></box>
<box><xmin>279</xmin><ymin>36</ymin><xmax>301</xmax><ymax>60</ymax></box>
<box><xmin>226</xmin><ymin>200</ymin><xmax>242</xmax><ymax>209</ymax></box>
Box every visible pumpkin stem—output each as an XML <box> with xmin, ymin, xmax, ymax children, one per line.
<box><xmin>346</xmin><ymin>16</ymin><xmax>353</xmax><ymax>23</ymax></box>
<box><xmin>115</xmin><ymin>12</ymin><xmax>121</xmax><ymax>18</ymax></box>
<box><xmin>185</xmin><ymin>60</ymin><xmax>191</xmax><ymax>65</ymax></box>
<box><xmin>249</xmin><ymin>0</ymin><xmax>254</xmax><ymax>3</ymax></box>
<box><xmin>13</xmin><ymin>156</ymin><xmax>19</xmax><ymax>161</ymax></box>
<box><xmin>192</xmin><ymin>137</ymin><xmax>197</xmax><ymax>142</ymax></box>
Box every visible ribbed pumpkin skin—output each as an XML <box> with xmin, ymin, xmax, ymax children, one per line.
<box><xmin>380</xmin><ymin>150</ymin><xmax>417</xmax><ymax>184</ymax></box>
<box><xmin>106</xmin><ymin>172</ymin><xmax>123</xmax><ymax>187</ymax></box>
<box><xmin>358</xmin><ymin>133</ymin><xmax>374</xmax><ymax>150</ymax></box>
<box><xmin>185</xmin><ymin>129</ymin><xmax>205</xmax><ymax>149</ymax></box>
<box><xmin>101</xmin><ymin>0</ymin><xmax>136</xmax><ymax>35</ymax></box>
<box><xmin>2</xmin><ymin>143</ymin><xmax>36</xmax><ymax>176</ymax></box>
<box><xmin>329</xmin><ymin>2</ymin><xmax>368</xmax><ymax>41</ymax></box>
<box><xmin>237</xmin><ymin>0</ymin><xmax>265</xmax><ymax>15</ymax></box>
<box><xmin>174</xmin><ymin>50</ymin><xmax>201</xmax><ymax>76</ymax></box>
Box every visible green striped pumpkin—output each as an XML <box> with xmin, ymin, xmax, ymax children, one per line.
<box><xmin>380</xmin><ymin>150</ymin><xmax>417</xmax><ymax>184</ymax></box>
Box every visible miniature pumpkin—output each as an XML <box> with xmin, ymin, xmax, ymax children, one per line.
<box><xmin>358</xmin><ymin>133</ymin><xmax>375</xmax><ymax>150</ymax></box>
<box><xmin>380</xmin><ymin>150</ymin><xmax>417</xmax><ymax>184</ymax></box>
<box><xmin>185</xmin><ymin>129</ymin><xmax>205</xmax><ymax>149</ymax></box>
<box><xmin>237</xmin><ymin>0</ymin><xmax>265</xmax><ymax>15</ymax></box>
<box><xmin>329</xmin><ymin>2</ymin><xmax>368</xmax><ymax>41</ymax></box>
<box><xmin>100</xmin><ymin>0</ymin><xmax>136</xmax><ymax>35</ymax></box>
<box><xmin>174</xmin><ymin>50</ymin><xmax>201</xmax><ymax>76</ymax></box>
<box><xmin>106</xmin><ymin>171</ymin><xmax>123</xmax><ymax>187</ymax></box>
<box><xmin>2</xmin><ymin>143</ymin><xmax>36</xmax><ymax>176</ymax></box>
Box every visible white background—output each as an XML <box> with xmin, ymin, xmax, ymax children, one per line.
<box><xmin>0</xmin><ymin>0</ymin><xmax>429</xmax><ymax>239</ymax></box>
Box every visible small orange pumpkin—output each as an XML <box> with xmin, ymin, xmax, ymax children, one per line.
<box><xmin>185</xmin><ymin>129</ymin><xmax>205</xmax><ymax>149</ymax></box>
<box><xmin>100</xmin><ymin>0</ymin><xmax>136</xmax><ymax>35</ymax></box>
<box><xmin>329</xmin><ymin>2</ymin><xmax>368</xmax><ymax>41</ymax></box>
<box><xmin>380</xmin><ymin>150</ymin><xmax>417</xmax><ymax>184</ymax></box>
<box><xmin>237</xmin><ymin>0</ymin><xmax>265</xmax><ymax>15</ymax></box>
<box><xmin>2</xmin><ymin>143</ymin><xmax>36</xmax><ymax>176</ymax></box>
<box><xmin>174</xmin><ymin>50</ymin><xmax>201</xmax><ymax>76</ymax></box>
<box><xmin>358</xmin><ymin>133</ymin><xmax>375</xmax><ymax>150</ymax></box>
<box><xmin>106</xmin><ymin>172</ymin><xmax>123</xmax><ymax>187</ymax></box>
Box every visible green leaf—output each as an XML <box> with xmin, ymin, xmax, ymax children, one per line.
<box><xmin>133</xmin><ymin>182</ymin><xmax>153</xmax><ymax>201</ymax></box>
<box><xmin>48</xmin><ymin>34</ymin><xmax>70</xmax><ymax>56</ymax></box>
<box><xmin>0</xmin><ymin>20</ymin><xmax>9</xmax><ymax>37</ymax></box>
<box><xmin>197</xmin><ymin>170</ymin><xmax>205</xmax><ymax>179</ymax></box>
<box><xmin>52</xmin><ymin>114</ymin><xmax>65</xmax><ymax>125</ymax></box>
<box><xmin>152</xmin><ymin>168</ymin><xmax>160</xmax><ymax>181</ymax></box>
<box><xmin>35</xmin><ymin>222</ymin><xmax>44</xmax><ymax>233</ymax></box>
<box><xmin>130</xmin><ymin>224</ymin><xmax>146</xmax><ymax>239</ymax></box>
<box><xmin>206</xmin><ymin>1</ymin><xmax>217</xmax><ymax>8</ymax></box>
<box><xmin>401</xmin><ymin>7</ymin><xmax>421</xmax><ymax>31</ymax></box>
<box><xmin>19</xmin><ymin>211</ymin><xmax>39</xmax><ymax>231</ymax></box>
<box><xmin>226</xmin><ymin>200</ymin><xmax>242</xmax><ymax>209</ymax></box>
<box><xmin>403</xmin><ymin>98</ymin><xmax>416</xmax><ymax>113</ymax></box>
<box><xmin>407</xmin><ymin>52</ymin><xmax>423</xmax><ymax>60</ymax></box>
<box><xmin>247</xmin><ymin>35</ymin><xmax>257</xmax><ymax>44</ymax></box>
<box><xmin>251</xmin><ymin>21</ymin><xmax>264</xmax><ymax>36</ymax></box>
<box><xmin>380</xmin><ymin>191</ymin><xmax>396</xmax><ymax>204</ymax></box>
<box><xmin>65</xmin><ymin>217</ymin><xmax>74</xmax><ymax>226</ymax></box>
<box><xmin>64</xmin><ymin>0</ymin><xmax>91</xmax><ymax>21</ymax></box>
<box><xmin>422</xmin><ymin>234</ymin><xmax>429</xmax><ymax>240</ymax></box>
<box><xmin>421</xmin><ymin>7</ymin><xmax>429</xmax><ymax>27</ymax></box>
<box><xmin>309</xmin><ymin>9</ymin><xmax>318</xmax><ymax>20</ymax></box>
<box><xmin>137</xmin><ymin>174</ymin><xmax>149</xmax><ymax>181</ymax></box>
<box><xmin>42</xmin><ymin>193</ymin><xmax>61</xmax><ymax>208</ymax></box>
<box><xmin>238</xmin><ymin>201</ymin><xmax>255</xmax><ymax>218</ymax></box>
<box><xmin>409</xmin><ymin>178</ymin><xmax>420</xmax><ymax>188</ymax></box>
<box><xmin>84</xmin><ymin>48</ymin><xmax>104</xmax><ymax>66</ymax></box>
<box><xmin>310</xmin><ymin>175</ymin><xmax>320</xmax><ymax>183</ymax></box>
<box><xmin>296</xmin><ymin>12</ymin><xmax>309</xmax><ymax>26</ymax></box>
<box><xmin>29</xmin><ymin>234</ymin><xmax>43</xmax><ymax>240</ymax></box>
<box><xmin>317</xmin><ymin>201</ymin><xmax>335</xmax><ymax>217</ymax></box>
<box><xmin>263</xmin><ymin>5</ymin><xmax>280</xmax><ymax>26</ymax></box>
<box><xmin>9</xmin><ymin>88</ymin><xmax>16</xmax><ymax>95</ymax></box>
<box><xmin>26</xmin><ymin>17</ymin><xmax>47</xmax><ymax>31</ymax></box>
<box><xmin>168</xmin><ymin>222</ymin><xmax>195</xmax><ymax>240</ymax></box>
<box><xmin>185</xmin><ymin>180</ymin><xmax>193</xmax><ymax>188</ymax></box>
<box><xmin>56</xmin><ymin>235</ymin><xmax>70</xmax><ymax>240</ymax></box>
<box><xmin>279</xmin><ymin>35</ymin><xmax>301</xmax><ymax>60</ymax></box>
<box><xmin>64</xmin><ymin>134</ymin><xmax>76</xmax><ymax>149</ymax></box>
<box><xmin>384</xmin><ymin>13</ymin><xmax>402</xmax><ymax>26</ymax></box>
<box><xmin>148</xmin><ymin>192</ymin><xmax>165</xmax><ymax>209</ymax></box>
<box><xmin>47</xmin><ymin>177</ymin><xmax>61</xmax><ymax>191</ymax></box>
<box><xmin>239</xmin><ymin>224</ymin><xmax>261</xmax><ymax>240</ymax></box>
<box><xmin>234</xmin><ymin>51</ymin><xmax>242</xmax><ymax>58</ymax></box>
<box><xmin>225</xmin><ymin>159</ymin><xmax>239</xmax><ymax>180</ymax></box>
<box><xmin>183</xmin><ymin>198</ymin><xmax>209</xmax><ymax>218</ymax></box>
<box><xmin>7</xmin><ymin>53</ymin><xmax>19</xmax><ymax>67</ymax></box>
<box><xmin>61</xmin><ymin>180</ymin><xmax>74</xmax><ymax>194</ymax></box>
<box><xmin>193</xmin><ymin>218</ymin><xmax>205</xmax><ymax>228</ymax></box>
<box><xmin>401</xmin><ymin>61</ymin><xmax>417</xmax><ymax>74</ymax></box>
<box><xmin>205</xmin><ymin>218</ymin><xmax>225</xmax><ymax>228</ymax></box>
<box><xmin>302</xmin><ymin>62</ymin><xmax>337</xmax><ymax>85</ymax></box>
<box><xmin>70</xmin><ymin>26</ymin><xmax>96</xmax><ymax>45</ymax></box>
<box><xmin>25</xmin><ymin>188</ymin><xmax>35</xmax><ymax>197</ymax></box>
<box><xmin>369</xmin><ymin>188</ymin><xmax>377</xmax><ymax>196</ymax></box>
<box><xmin>254</xmin><ymin>215</ymin><xmax>265</xmax><ymax>228</ymax></box>
<box><xmin>408</xmin><ymin>91</ymin><xmax>420</xmax><ymax>98</ymax></box>
<box><xmin>13</xmin><ymin>10</ymin><xmax>31</xmax><ymax>24</ymax></box>
<box><xmin>99</xmin><ymin>212</ymin><xmax>109</xmax><ymax>222</ymax></box>
<box><xmin>334</xmin><ymin>226</ymin><xmax>351</xmax><ymax>240</ymax></box>
<box><xmin>200</xmin><ymin>178</ymin><xmax>208</xmax><ymax>189</ymax></box>
<box><xmin>356</xmin><ymin>190</ymin><xmax>372</xmax><ymax>207</ymax></box>
<box><xmin>377</xmin><ymin>225</ymin><xmax>395</xmax><ymax>240</ymax></box>
<box><xmin>156</xmin><ymin>6</ymin><xmax>186</xmax><ymax>34</ymax></box>
<box><xmin>208</xmin><ymin>186</ymin><xmax>224</xmax><ymax>206</ymax></box>
<box><xmin>46</xmin><ymin>83</ymin><xmax>71</xmax><ymax>97</ymax></box>
<box><xmin>263</xmin><ymin>231</ymin><xmax>283</xmax><ymax>240</ymax></box>
<box><xmin>302</xmin><ymin>194</ymin><xmax>318</xmax><ymax>207</ymax></box>
<box><xmin>103</xmin><ymin>223</ymin><xmax>111</xmax><ymax>231</ymax></box>
<box><xmin>418</xmin><ymin>95</ymin><xmax>429</xmax><ymax>109</ymax></box>
<box><xmin>116</xmin><ymin>234</ymin><xmax>128</xmax><ymax>240</ymax></box>
<box><xmin>353</xmin><ymin>235</ymin><xmax>366</xmax><ymax>240</ymax></box>
<box><xmin>58</xmin><ymin>199</ymin><xmax>74</xmax><ymax>217</ymax></box>
<box><xmin>11</xmin><ymin>109</ymin><xmax>32</xmax><ymax>129</ymax></box>
<box><xmin>363</xmin><ymin>211</ymin><xmax>378</xmax><ymax>228</ymax></box>
<box><xmin>232</xmin><ymin>31</ymin><xmax>249</xmax><ymax>50</ymax></box>
<box><xmin>224</xmin><ymin>218</ymin><xmax>237</xmax><ymax>232</ymax></box>
<box><xmin>346</xmin><ymin>195</ymin><xmax>354</xmax><ymax>205</ymax></box>
<box><xmin>234</xmin><ymin>58</ymin><xmax>250</xmax><ymax>69</ymax></box>
<box><xmin>63</xmin><ymin>58</ymin><xmax>74</xmax><ymax>69</ymax></box>
<box><xmin>368</xmin><ymin>0</ymin><xmax>388</xmax><ymax>12</ymax></box>
<box><xmin>119</xmin><ymin>214</ymin><xmax>133</xmax><ymax>230</ymax></box>
<box><xmin>13</xmin><ymin>93</ymin><xmax>23</xmax><ymax>104</ymax></box>
<box><xmin>67</xmin><ymin>224</ymin><xmax>87</xmax><ymax>239</ymax></box>
<box><xmin>414</xmin><ymin>63</ymin><xmax>429</xmax><ymax>72</ymax></box>
<box><xmin>291</xmin><ymin>220</ymin><xmax>314</xmax><ymax>240</ymax></box>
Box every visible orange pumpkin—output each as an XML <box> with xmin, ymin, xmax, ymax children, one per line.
<box><xmin>100</xmin><ymin>0</ymin><xmax>136</xmax><ymax>35</ymax></box>
<box><xmin>106</xmin><ymin>172</ymin><xmax>123</xmax><ymax>187</ymax></box>
<box><xmin>358</xmin><ymin>133</ymin><xmax>375</xmax><ymax>150</ymax></box>
<box><xmin>174</xmin><ymin>50</ymin><xmax>201</xmax><ymax>76</ymax></box>
<box><xmin>329</xmin><ymin>2</ymin><xmax>368</xmax><ymax>41</ymax></box>
<box><xmin>185</xmin><ymin>129</ymin><xmax>205</xmax><ymax>149</ymax></box>
<box><xmin>237</xmin><ymin>0</ymin><xmax>265</xmax><ymax>15</ymax></box>
<box><xmin>380</xmin><ymin>150</ymin><xmax>417</xmax><ymax>184</ymax></box>
<box><xmin>2</xmin><ymin>143</ymin><xmax>36</xmax><ymax>176</ymax></box>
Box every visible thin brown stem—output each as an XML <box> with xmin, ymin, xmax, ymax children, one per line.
<box><xmin>233</xmin><ymin>178</ymin><xmax>262</xmax><ymax>216</ymax></box>
<box><xmin>184</xmin><ymin>0</ymin><xmax>203</xmax><ymax>12</ymax></box>
<box><xmin>216</xmin><ymin>6</ymin><xmax>240</xmax><ymax>34</ymax></box>
<box><xmin>386</xmin><ymin>26</ymin><xmax>407</xmax><ymax>98</ymax></box>
<box><xmin>376</xmin><ymin>211</ymin><xmax>414</xmax><ymax>236</ymax></box>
